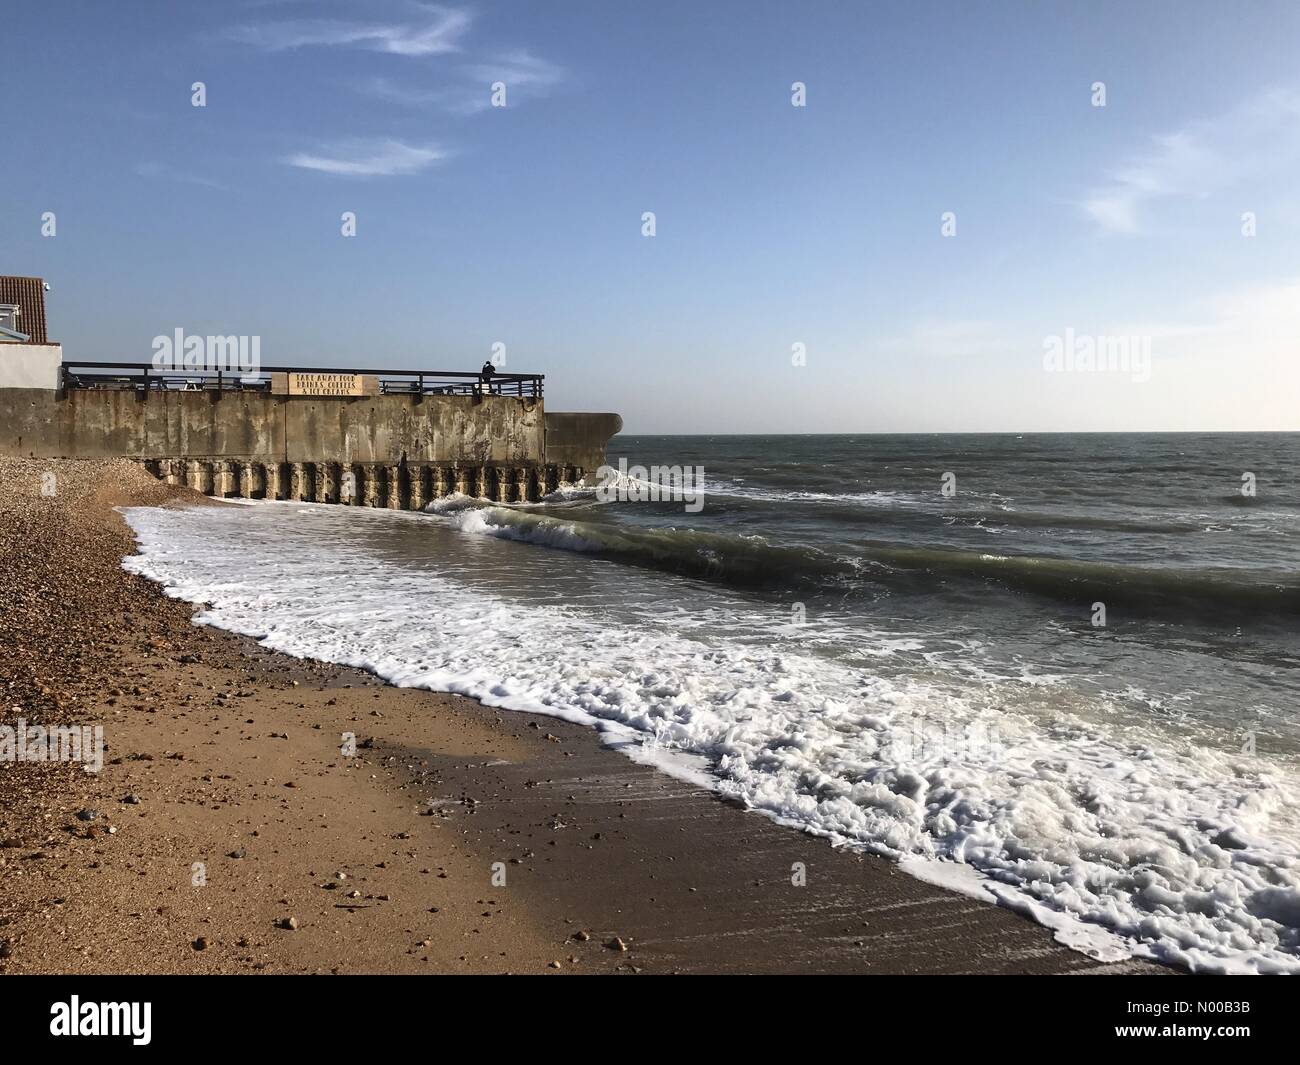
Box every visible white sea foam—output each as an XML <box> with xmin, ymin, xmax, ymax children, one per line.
<box><xmin>702</xmin><ymin>480</ymin><xmax>936</xmax><ymax>509</ymax></box>
<box><xmin>120</xmin><ymin>502</ymin><xmax>1300</xmax><ymax>974</ymax></box>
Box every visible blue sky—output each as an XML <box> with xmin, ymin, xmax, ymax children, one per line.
<box><xmin>3</xmin><ymin>0</ymin><xmax>1299</xmax><ymax>432</ymax></box>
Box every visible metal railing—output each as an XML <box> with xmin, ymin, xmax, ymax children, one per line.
<box><xmin>59</xmin><ymin>361</ymin><xmax>544</xmax><ymax>398</ymax></box>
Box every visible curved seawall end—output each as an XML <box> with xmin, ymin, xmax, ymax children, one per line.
<box><xmin>544</xmin><ymin>411</ymin><xmax>622</xmax><ymax>483</ymax></box>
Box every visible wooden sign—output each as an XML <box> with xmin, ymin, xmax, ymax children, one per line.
<box><xmin>271</xmin><ymin>372</ymin><xmax>379</xmax><ymax>397</ymax></box>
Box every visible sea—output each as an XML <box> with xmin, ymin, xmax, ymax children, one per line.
<box><xmin>121</xmin><ymin>432</ymin><xmax>1300</xmax><ymax>973</ymax></box>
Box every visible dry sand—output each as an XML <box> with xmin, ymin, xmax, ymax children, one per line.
<box><xmin>0</xmin><ymin>458</ymin><xmax>1167</xmax><ymax>974</ymax></box>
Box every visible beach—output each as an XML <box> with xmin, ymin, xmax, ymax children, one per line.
<box><xmin>0</xmin><ymin>458</ymin><xmax>1162</xmax><ymax>975</ymax></box>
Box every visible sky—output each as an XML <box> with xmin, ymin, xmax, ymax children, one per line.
<box><xmin>3</xmin><ymin>0</ymin><xmax>1299</xmax><ymax>433</ymax></box>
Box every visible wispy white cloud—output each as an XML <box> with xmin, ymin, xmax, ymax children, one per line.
<box><xmin>230</xmin><ymin>4</ymin><xmax>471</xmax><ymax>56</ymax></box>
<box><xmin>135</xmin><ymin>161</ymin><xmax>227</xmax><ymax>190</ymax></box>
<box><xmin>283</xmin><ymin>139</ymin><xmax>445</xmax><ymax>177</ymax></box>
<box><xmin>465</xmin><ymin>49</ymin><xmax>564</xmax><ymax>91</ymax></box>
<box><xmin>1081</xmin><ymin>88</ymin><xmax>1300</xmax><ymax>234</ymax></box>
<box><xmin>355</xmin><ymin>76</ymin><xmax>486</xmax><ymax>115</ymax></box>
<box><xmin>356</xmin><ymin>50</ymin><xmax>566</xmax><ymax>115</ymax></box>
<box><xmin>240</xmin><ymin>6</ymin><xmax>563</xmax><ymax>175</ymax></box>
<box><xmin>1082</xmin><ymin>131</ymin><xmax>1222</xmax><ymax>235</ymax></box>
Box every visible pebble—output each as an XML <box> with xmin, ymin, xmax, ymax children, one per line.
<box><xmin>277</xmin><ymin>917</ymin><xmax>299</xmax><ymax>931</ymax></box>
<box><xmin>75</xmin><ymin>808</ymin><xmax>98</xmax><ymax>822</ymax></box>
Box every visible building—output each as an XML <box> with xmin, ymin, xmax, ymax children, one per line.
<box><xmin>0</xmin><ymin>275</ymin><xmax>62</xmax><ymax>388</ymax></box>
<box><xmin>0</xmin><ymin>275</ymin><xmax>50</xmax><ymax>342</ymax></box>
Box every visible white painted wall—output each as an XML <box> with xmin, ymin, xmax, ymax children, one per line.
<box><xmin>0</xmin><ymin>343</ymin><xmax>62</xmax><ymax>389</ymax></box>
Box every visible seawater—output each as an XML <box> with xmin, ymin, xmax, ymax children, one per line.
<box><xmin>122</xmin><ymin>432</ymin><xmax>1300</xmax><ymax>972</ymax></box>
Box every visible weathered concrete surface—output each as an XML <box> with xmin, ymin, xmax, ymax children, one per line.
<box><xmin>281</xmin><ymin>393</ymin><xmax>545</xmax><ymax>464</ymax></box>
<box><xmin>545</xmin><ymin>411</ymin><xmax>622</xmax><ymax>480</ymax></box>
<box><xmin>0</xmin><ymin>389</ymin><xmax>547</xmax><ymax>465</ymax></box>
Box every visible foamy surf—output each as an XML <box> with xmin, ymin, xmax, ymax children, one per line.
<box><xmin>120</xmin><ymin>500</ymin><xmax>1300</xmax><ymax>974</ymax></box>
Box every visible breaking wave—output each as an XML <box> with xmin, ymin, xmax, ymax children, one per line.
<box><xmin>439</xmin><ymin>505</ymin><xmax>1300</xmax><ymax>614</ymax></box>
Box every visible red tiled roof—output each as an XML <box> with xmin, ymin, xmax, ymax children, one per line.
<box><xmin>0</xmin><ymin>276</ymin><xmax>49</xmax><ymax>343</ymax></box>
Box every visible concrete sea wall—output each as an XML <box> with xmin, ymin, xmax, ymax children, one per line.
<box><xmin>0</xmin><ymin>387</ymin><xmax>621</xmax><ymax>505</ymax></box>
<box><xmin>0</xmin><ymin>389</ymin><xmax>546</xmax><ymax>465</ymax></box>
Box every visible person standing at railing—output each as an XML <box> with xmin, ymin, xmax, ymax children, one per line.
<box><xmin>480</xmin><ymin>360</ymin><xmax>495</xmax><ymax>394</ymax></box>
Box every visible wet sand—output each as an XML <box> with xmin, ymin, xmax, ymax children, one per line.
<box><xmin>0</xmin><ymin>459</ymin><xmax>1167</xmax><ymax>974</ymax></box>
